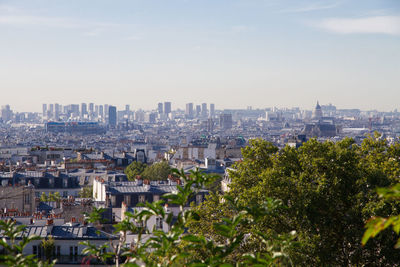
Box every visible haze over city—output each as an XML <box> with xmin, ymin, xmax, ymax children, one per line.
<box><xmin>1</xmin><ymin>0</ymin><xmax>399</xmax><ymax>112</ymax></box>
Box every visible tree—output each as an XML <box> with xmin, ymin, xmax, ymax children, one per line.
<box><xmin>362</xmin><ymin>183</ymin><xmax>400</xmax><ymax>247</ymax></box>
<box><xmin>203</xmin><ymin>136</ymin><xmax>400</xmax><ymax>266</ymax></box>
<box><xmin>42</xmin><ymin>236</ymin><xmax>55</xmax><ymax>262</ymax></box>
<box><xmin>124</xmin><ymin>161</ymin><xmax>147</xmax><ymax>180</ymax></box>
<box><xmin>141</xmin><ymin>161</ymin><xmax>172</xmax><ymax>181</ymax></box>
<box><xmin>79</xmin><ymin>186</ymin><xmax>93</xmax><ymax>198</ymax></box>
<box><xmin>52</xmin><ymin>192</ymin><xmax>61</xmax><ymax>202</ymax></box>
<box><xmin>81</xmin><ymin>169</ymin><xmax>293</xmax><ymax>266</ymax></box>
<box><xmin>40</xmin><ymin>192</ymin><xmax>48</xmax><ymax>202</ymax></box>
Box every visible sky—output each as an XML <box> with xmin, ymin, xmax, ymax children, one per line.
<box><xmin>0</xmin><ymin>0</ymin><xmax>399</xmax><ymax>112</ymax></box>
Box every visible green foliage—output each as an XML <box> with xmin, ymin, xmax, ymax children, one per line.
<box><xmin>79</xmin><ymin>186</ymin><xmax>93</xmax><ymax>198</ymax></box>
<box><xmin>124</xmin><ymin>161</ymin><xmax>147</xmax><ymax>180</ymax></box>
<box><xmin>82</xmin><ymin>168</ymin><xmax>292</xmax><ymax>266</ymax></box>
<box><xmin>141</xmin><ymin>161</ymin><xmax>172</xmax><ymax>181</ymax></box>
<box><xmin>0</xmin><ymin>219</ymin><xmax>56</xmax><ymax>267</ymax></box>
<box><xmin>7</xmin><ymin>134</ymin><xmax>400</xmax><ymax>266</ymax></box>
<box><xmin>40</xmin><ymin>192</ymin><xmax>61</xmax><ymax>202</ymax></box>
<box><xmin>42</xmin><ymin>236</ymin><xmax>55</xmax><ymax>262</ymax></box>
<box><xmin>224</xmin><ymin>136</ymin><xmax>400</xmax><ymax>265</ymax></box>
<box><xmin>52</xmin><ymin>192</ymin><xmax>61</xmax><ymax>201</ymax></box>
<box><xmin>40</xmin><ymin>192</ymin><xmax>48</xmax><ymax>202</ymax></box>
<box><xmin>362</xmin><ymin>184</ymin><xmax>400</xmax><ymax>248</ymax></box>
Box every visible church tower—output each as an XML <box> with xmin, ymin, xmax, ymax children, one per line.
<box><xmin>312</xmin><ymin>101</ymin><xmax>323</xmax><ymax>120</ymax></box>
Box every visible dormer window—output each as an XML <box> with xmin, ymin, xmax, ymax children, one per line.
<box><xmin>156</xmin><ymin>217</ymin><xmax>163</xmax><ymax>230</ymax></box>
<box><xmin>124</xmin><ymin>195</ymin><xmax>131</xmax><ymax>206</ymax></box>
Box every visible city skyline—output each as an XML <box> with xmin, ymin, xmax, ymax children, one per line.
<box><xmin>1</xmin><ymin>0</ymin><xmax>399</xmax><ymax>112</ymax></box>
<box><xmin>1</xmin><ymin>100</ymin><xmax>400</xmax><ymax>114</ymax></box>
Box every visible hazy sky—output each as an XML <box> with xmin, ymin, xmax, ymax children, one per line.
<box><xmin>0</xmin><ymin>0</ymin><xmax>399</xmax><ymax>112</ymax></box>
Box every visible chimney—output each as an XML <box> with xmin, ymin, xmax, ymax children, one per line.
<box><xmin>46</xmin><ymin>219</ymin><xmax>53</xmax><ymax>234</ymax></box>
<box><xmin>121</xmin><ymin>201</ymin><xmax>127</xmax><ymax>221</ymax></box>
<box><xmin>82</xmin><ymin>225</ymin><xmax>87</xmax><ymax>235</ymax></box>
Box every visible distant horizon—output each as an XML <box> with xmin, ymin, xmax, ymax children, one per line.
<box><xmin>1</xmin><ymin>101</ymin><xmax>398</xmax><ymax>114</ymax></box>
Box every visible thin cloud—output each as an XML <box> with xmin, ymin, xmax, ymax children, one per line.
<box><xmin>280</xmin><ymin>1</ymin><xmax>341</xmax><ymax>13</ymax></box>
<box><xmin>123</xmin><ymin>35</ymin><xmax>143</xmax><ymax>41</ymax></box>
<box><xmin>0</xmin><ymin>15</ymin><xmax>82</xmax><ymax>28</ymax></box>
<box><xmin>0</xmin><ymin>5</ymin><xmax>126</xmax><ymax>34</ymax></box>
<box><xmin>316</xmin><ymin>16</ymin><xmax>400</xmax><ymax>35</ymax></box>
<box><xmin>83</xmin><ymin>28</ymin><xmax>104</xmax><ymax>37</ymax></box>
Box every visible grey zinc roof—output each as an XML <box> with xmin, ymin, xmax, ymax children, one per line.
<box><xmin>106</xmin><ymin>181</ymin><xmax>208</xmax><ymax>195</ymax></box>
<box><xmin>1</xmin><ymin>224</ymin><xmax>117</xmax><ymax>240</ymax></box>
<box><xmin>109</xmin><ymin>184</ymin><xmax>178</xmax><ymax>194</ymax></box>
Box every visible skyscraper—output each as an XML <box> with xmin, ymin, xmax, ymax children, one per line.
<box><xmin>99</xmin><ymin>105</ymin><xmax>104</xmax><ymax>118</ymax></box>
<box><xmin>185</xmin><ymin>103</ymin><xmax>194</xmax><ymax>119</ymax></box>
<box><xmin>89</xmin><ymin>103</ymin><xmax>94</xmax><ymax>114</ymax></box>
<box><xmin>104</xmin><ymin>104</ymin><xmax>109</xmax><ymax>117</ymax></box>
<box><xmin>71</xmin><ymin>104</ymin><xmax>80</xmax><ymax>117</ymax></box>
<box><xmin>81</xmin><ymin>103</ymin><xmax>87</xmax><ymax>117</ymax></box>
<box><xmin>49</xmin><ymin>104</ymin><xmax>54</xmax><ymax>119</ymax></box>
<box><xmin>158</xmin><ymin>103</ymin><xmax>163</xmax><ymax>114</ymax></box>
<box><xmin>196</xmin><ymin>105</ymin><xmax>201</xmax><ymax>117</ymax></box>
<box><xmin>54</xmin><ymin>103</ymin><xmax>60</xmax><ymax>120</ymax></box>
<box><xmin>108</xmin><ymin>106</ymin><xmax>117</xmax><ymax>127</ymax></box>
<box><xmin>42</xmin><ymin>104</ymin><xmax>47</xmax><ymax>118</ymax></box>
<box><xmin>164</xmin><ymin>102</ymin><xmax>171</xmax><ymax>115</ymax></box>
<box><xmin>1</xmin><ymin>105</ymin><xmax>12</xmax><ymax>122</ymax></box>
<box><xmin>210</xmin><ymin>103</ymin><xmax>215</xmax><ymax>117</ymax></box>
<box><xmin>201</xmin><ymin>103</ymin><xmax>208</xmax><ymax>117</ymax></box>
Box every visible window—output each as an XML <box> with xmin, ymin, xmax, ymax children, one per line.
<box><xmin>63</xmin><ymin>178</ymin><xmax>68</xmax><ymax>188</ymax></box>
<box><xmin>153</xmin><ymin>195</ymin><xmax>159</xmax><ymax>202</ymax></box>
<box><xmin>139</xmin><ymin>195</ymin><xmax>146</xmax><ymax>203</ymax></box>
<box><xmin>74</xmin><ymin>246</ymin><xmax>78</xmax><ymax>255</ymax></box>
<box><xmin>124</xmin><ymin>195</ymin><xmax>131</xmax><ymax>206</ymax></box>
<box><xmin>63</xmin><ymin>191</ymin><xmax>68</xmax><ymax>198</ymax></box>
<box><xmin>56</xmin><ymin>246</ymin><xmax>60</xmax><ymax>256</ymax></box>
<box><xmin>33</xmin><ymin>245</ymin><xmax>37</xmax><ymax>256</ymax></box>
<box><xmin>38</xmin><ymin>245</ymin><xmax>42</xmax><ymax>258</ymax></box>
<box><xmin>156</xmin><ymin>217</ymin><xmax>163</xmax><ymax>230</ymax></box>
<box><xmin>137</xmin><ymin>220</ymin><xmax>144</xmax><ymax>228</ymax></box>
<box><xmin>70</xmin><ymin>246</ymin><xmax>73</xmax><ymax>256</ymax></box>
<box><xmin>24</xmin><ymin>194</ymin><xmax>30</xmax><ymax>205</ymax></box>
